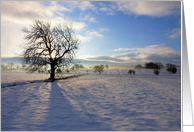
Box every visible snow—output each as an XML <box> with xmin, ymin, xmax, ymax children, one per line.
<box><xmin>1</xmin><ymin>69</ymin><xmax>81</xmax><ymax>88</ymax></box>
<box><xmin>1</xmin><ymin>69</ymin><xmax>181</xmax><ymax>131</ymax></box>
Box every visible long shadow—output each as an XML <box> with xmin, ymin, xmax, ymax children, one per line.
<box><xmin>40</xmin><ymin>80</ymin><xmax>112</xmax><ymax>131</ymax></box>
<box><xmin>1</xmin><ymin>82</ymin><xmax>50</xmax><ymax>131</ymax></box>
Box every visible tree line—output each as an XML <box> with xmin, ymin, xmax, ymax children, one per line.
<box><xmin>1</xmin><ymin>63</ymin><xmax>27</xmax><ymax>70</ymax></box>
<box><xmin>134</xmin><ymin>62</ymin><xmax>178</xmax><ymax>75</ymax></box>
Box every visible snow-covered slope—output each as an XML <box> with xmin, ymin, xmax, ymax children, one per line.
<box><xmin>1</xmin><ymin>69</ymin><xmax>181</xmax><ymax>131</ymax></box>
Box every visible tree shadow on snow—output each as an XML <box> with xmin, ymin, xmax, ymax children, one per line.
<box><xmin>41</xmin><ymin>80</ymin><xmax>112</xmax><ymax>131</ymax></box>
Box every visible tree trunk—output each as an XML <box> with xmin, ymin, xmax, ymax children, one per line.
<box><xmin>50</xmin><ymin>63</ymin><xmax>55</xmax><ymax>80</ymax></box>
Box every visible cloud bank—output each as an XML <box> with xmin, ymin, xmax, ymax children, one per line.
<box><xmin>1</xmin><ymin>1</ymin><xmax>104</xmax><ymax>57</ymax></box>
<box><xmin>86</xmin><ymin>44</ymin><xmax>181</xmax><ymax>65</ymax></box>
<box><xmin>116</xmin><ymin>1</ymin><xmax>181</xmax><ymax>17</ymax></box>
<box><xmin>169</xmin><ymin>28</ymin><xmax>181</xmax><ymax>39</ymax></box>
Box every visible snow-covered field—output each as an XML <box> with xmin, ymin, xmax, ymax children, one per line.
<box><xmin>1</xmin><ymin>69</ymin><xmax>181</xmax><ymax>131</ymax></box>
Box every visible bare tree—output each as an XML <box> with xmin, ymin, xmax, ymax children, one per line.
<box><xmin>134</xmin><ymin>64</ymin><xmax>143</xmax><ymax>69</ymax></box>
<box><xmin>105</xmin><ymin>64</ymin><xmax>109</xmax><ymax>69</ymax></box>
<box><xmin>20</xmin><ymin>20</ymin><xmax>80</xmax><ymax>80</ymax></box>
<box><xmin>94</xmin><ymin>64</ymin><xmax>104</xmax><ymax>74</ymax></box>
<box><xmin>1</xmin><ymin>64</ymin><xmax>7</xmax><ymax>70</ymax></box>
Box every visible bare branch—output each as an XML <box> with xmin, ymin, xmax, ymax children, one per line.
<box><xmin>20</xmin><ymin>20</ymin><xmax>80</xmax><ymax>80</ymax></box>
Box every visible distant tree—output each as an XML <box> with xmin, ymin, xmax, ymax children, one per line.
<box><xmin>16</xmin><ymin>65</ymin><xmax>21</xmax><ymax>69</ymax></box>
<box><xmin>38</xmin><ymin>69</ymin><xmax>44</xmax><ymax>73</ymax></box>
<box><xmin>128</xmin><ymin>70</ymin><xmax>132</xmax><ymax>75</ymax></box>
<box><xmin>1</xmin><ymin>64</ymin><xmax>7</xmax><ymax>70</ymax></box>
<box><xmin>166</xmin><ymin>63</ymin><xmax>177</xmax><ymax>74</ymax></box>
<box><xmin>22</xmin><ymin>64</ymin><xmax>27</xmax><ymax>69</ymax></box>
<box><xmin>156</xmin><ymin>62</ymin><xmax>164</xmax><ymax>69</ymax></box>
<box><xmin>94</xmin><ymin>64</ymin><xmax>104</xmax><ymax>74</ymax></box>
<box><xmin>154</xmin><ymin>69</ymin><xmax>160</xmax><ymax>75</ymax></box>
<box><xmin>135</xmin><ymin>64</ymin><xmax>143</xmax><ymax>69</ymax></box>
<box><xmin>20</xmin><ymin>20</ymin><xmax>80</xmax><ymax>80</ymax></box>
<box><xmin>89</xmin><ymin>66</ymin><xmax>93</xmax><ymax>69</ymax></box>
<box><xmin>171</xmin><ymin>67</ymin><xmax>177</xmax><ymax>74</ymax></box>
<box><xmin>132</xmin><ymin>70</ymin><xmax>135</xmax><ymax>75</ymax></box>
<box><xmin>7</xmin><ymin>62</ymin><xmax>14</xmax><ymax>69</ymax></box>
<box><xmin>105</xmin><ymin>64</ymin><xmax>109</xmax><ymax>69</ymax></box>
<box><xmin>74</xmin><ymin>64</ymin><xmax>80</xmax><ymax>70</ymax></box>
<box><xmin>144</xmin><ymin>62</ymin><xmax>160</xmax><ymax>70</ymax></box>
<box><xmin>10</xmin><ymin>62</ymin><xmax>14</xmax><ymax>69</ymax></box>
<box><xmin>79</xmin><ymin>64</ymin><xmax>84</xmax><ymax>69</ymax></box>
<box><xmin>65</xmin><ymin>69</ymin><xmax>70</xmax><ymax>73</ymax></box>
<box><xmin>71</xmin><ymin>66</ymin><xmax>75</xmax><ymax>71</ymax></box>
<box><xmin>56</xmin><ymin>68</ymin><xmax>62</xmax><ymax>74</ymax></box>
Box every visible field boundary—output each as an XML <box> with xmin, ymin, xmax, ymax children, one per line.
<box><xmin>1</xmin><ymin>74</ymin><xmax>88</xmax><ymax>88</ymax></box>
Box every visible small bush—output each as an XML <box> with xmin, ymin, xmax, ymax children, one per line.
<box><xmin>171</xmin><ymin>67</ymin><xmax>177</xmax><ymax>74</ymax></box>
<box><xmin>93</xmin><ymin>65</ymin><xmax>104</xmax><ymax>74</ymax></box>
<box><xmin>135</xmin><ymin>64</ymin><xmax>143</xmax><ymax>69</ymax></box>
<box><xmin>154</xmin><ymin>69</ymin><xmax>160</xmax><ymax>75</ymax></box>
<box><xmin>65</xmin><ymin>69</ymin><xmax>70</xmax><ymax>73</ymax></box>
<box><xmin>166</xmin><ymin>63</ymin><xmax>177</xmax><ymax>74</ymax></box>
<box><xmin>38</xmin><ymin>70</ymin><xmax>44</xmax><ymax>73</ymax></box>
<box><xmin>132</xmin><ymin>70</ymin><xmax>135</xmax><ymax>75</ymax></box>
<box><xmin>128</xmin><ymin>70</ymin><xmax>132</xmax><ymax>75</ymax></box>
<box><xmin>56</xmin><ymin>69</ymin><xmax>62</xmax><ymax>74</ymax></box>
<box><xmin>167</xmin><ymin>68</ymin><xmax>171</xmax><ymax>73</ymax></box>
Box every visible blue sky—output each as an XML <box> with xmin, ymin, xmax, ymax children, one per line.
<box><xmin>1</xmin><ymin>1</ymin><xmax>181</xmax><ymax>66</ymax></box>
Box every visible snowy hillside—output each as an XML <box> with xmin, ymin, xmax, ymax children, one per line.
<box><xmin>1</xmin><ymin>69</ymin><xmax>181</xmax><ymax>131</ymax></box>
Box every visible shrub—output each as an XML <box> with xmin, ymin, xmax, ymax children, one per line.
<box><xmin>128</xmin><ymin>70</ymin><xmax>132</xmax><ymax>75</ymax></box>
<box><xmin>135</xmin><ymin>64</ymin><xmax>143</xmax><ymax>69</ymax></box>
<box><xmin>79</xmin><ymin>64</ymin><xmax>84</xmax><ymax>69</ymax></box>
<box><xmin>65</xmin><ymin>69</ymin><xmax>70</xmax><ymax>73</ymax></box>
<box><xmin>56</xmin><ymin>69</ymin><xmax>62</xmax><ymax>74</ymax></box>
<box><xmin>132</xmin><ymin>70</ymin><xmax>135</xmax><ymax>75</ymax></box>
<box><xmin>154</xmin><ymin>69</ymin><xmax>160</xmax><ymax>75</ymax></box>
<box><xmin>166</xmin><ymin>63</ymin><xmax>177</xmax><ymax>74</ymax></box>
<box><xmin>38</xmin><ymin>70</ymin><xmax>44</xmax><ymax>73</ymax></box>
<box><xmin>105</xmin><ymin>64</ymin><xmax>109</xmax><ymax>69</ymax></box>
<box><xmin>71</xmin><ymin>66</ymin><xmax>75</xmax><ymax>71</ymax></box>
<box><xmin>93</xmin><ymin>65</ymin><xmax>104</xmax><ymax>74</ymax></box>
<box><xmin>144</xmin><ymin>62</ymin><xmax>160</xmax><ymax>70</ymax></box>
<box><xmin>171</xmin><ymin>67</ymin><xmax>177</xmax><ymax>74</ymax></box>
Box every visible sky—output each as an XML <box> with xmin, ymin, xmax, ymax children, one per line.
<box><xmin>1</xmin><ymin>1</ymin><xmax>181</xmax><ymax>66</ymax></box>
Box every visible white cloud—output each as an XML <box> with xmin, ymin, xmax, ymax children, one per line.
<box><xmin>76</xmin><ymin>35</ymin><xmax>92</xmax><ymax>43</ymax></box>
<box><xmin>70</xmin><ymin>21</ymin><xmax>87</xmax><ymax>31</ymax></box>
<box><xmin>1</xmin><ymin>1</ymin><xmax>88</xmax><ymax>57</ymax></box>
<box><xmin>76</xmin><ymin>30</ymin><xmax>103</xmax><ymax>43</ymax></box>
<box><xmin>79</xmin><ymin>13</ymin><xmax>97</xmax><ymax>23</ymax></box>
<box><xmin>79</xmin><ymin>13</ymin><xmax>91</xmax><ymax>21</ymax></box>
<box><xmin>99</xmin><ymin>28</ymin><xmax>109</xmax><ymax>32</ymax></box>
<box><xmin>63</xmin><ymin>1</ymin><xmax>96</xmax><ymax>11</ymax></box>
<box><xmin>1</xmin><ymin>1</ymin><xmax>70</xmax><ymax>25</ymax></box>
<box><xmin>116</xmin><ymin>1</ymin><xmax>181</xmax><ymax>17</ymax></box>
<box><xmin>169</xmin><ymin>28</ymin><xmax>181</xmax><ymax>39</ymax></box>
<box><xmin>89</xmin><ymin>17</ymin><xmax>97</xmax><ymax>23</ymax></box>
<box><xmin>86</xmin><ymin>44</ymin><xmax>181</xmax><ymax>65</ymax></box>
<box><xmin>78</xmin><ymin>1</ymin><xmax>95</xmax><ymax>11</ymax></box>
<box><xmin>113</xmin><ymin>44</ymin><xmax>181</xmax><ymax>63</ymax></box>
<box><xmin>86</xmin><ymin>31</ymin><xmax>103</xmax><ymax>38</ymax></box>
<box><xmin>1</xmin><ymin>1</ymin><xmax>87</xmax><ymax>31</ymax></box>
<box><xmin>112</xmin><ymin>48</ymin><xmax>137</xmax><ymax>51</ymax></box>
<box><xmin>99</xmin><ymin>7</ymin><xmax>114</xmax><ymax>15</ymax></box>
<box><xmin>98</xmin><ymin>2</ymin><xmax>115</xmax><ymax>15</ymax></box>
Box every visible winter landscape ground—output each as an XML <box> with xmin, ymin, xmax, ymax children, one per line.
<box><xmin>1</xmin><ymin>68</ymin><xmax>181</xmax><ymax>131</ymax></box>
